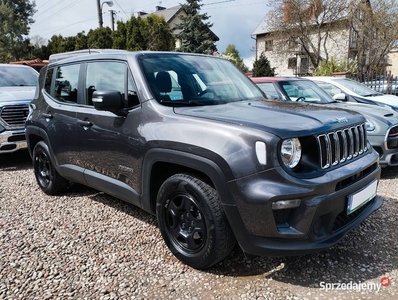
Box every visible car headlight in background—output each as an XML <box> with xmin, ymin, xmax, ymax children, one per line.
<box><xmin>365</xmin><ymin>119</ymin><xmax>375</xmax><ymax>132</ymax></box>
<box><xmin>281</xmin><ymin>138</ymin><xmax>301</xmax><ymax>168</ymax></box>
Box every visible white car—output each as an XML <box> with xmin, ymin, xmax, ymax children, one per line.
<box><xmin>305</xmin><ymin>76</ymin><xmax>398</xmax><ymax>111</ymax></box>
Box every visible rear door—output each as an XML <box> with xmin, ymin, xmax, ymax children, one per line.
<box><xmin>76</xmin><ymin>60</ymin><xmax>143</xmax><ymax>205</ymax></box>
<box><xmin>40</xmin><ymin>64</ymin><xmax>83</xmax><ymax>181</ymax></box>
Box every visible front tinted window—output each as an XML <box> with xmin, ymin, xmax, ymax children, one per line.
<box><xmin>85</xmin><ymin>61</ymin><xmax>137</xmax><ymax>106</ymax></box>
<box><xmin>55</xmin><ymin>64</ymin><xmax>80</xmax><ymax>103</ymax></box>
<box><xmin>0</xmin><ymin>66</ymin><xmax>38</xmax><ymax>87</ymax></box>
<box><xmin>139</xmin><ymin>54</ymin><xmax>263</xmax><ymax>105</ymax></box>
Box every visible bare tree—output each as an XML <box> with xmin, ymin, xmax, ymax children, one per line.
<box><xmin>349</xmin><ymin>0</ymin><xmax>398</xmax><ymax>78</ymax></box>
<box><xmin>266</xmin><ymin>0</ymin><xmax>351</xmax><ymax>70</ymax></box>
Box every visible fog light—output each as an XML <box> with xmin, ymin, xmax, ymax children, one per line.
<box><xmin>272</xmin><ymin>199</ymin><xmax>301</xmax><ymax>210</ymax></box>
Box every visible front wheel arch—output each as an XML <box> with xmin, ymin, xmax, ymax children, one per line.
<box><xmin>156</xmin><ymin>173</ymin><xmax>236</xmax><ymax>269</ymax></box>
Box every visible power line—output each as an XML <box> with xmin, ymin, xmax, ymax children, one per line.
<box><xmin>36</xmin><ymin>0</ymin><xmax>53</xmax><ymax>10</ymax></box>
<box><xmin>113</xmin><ymin>0</ymin><xmax>130</xmax><ymax>19</ymax></box>
<box><xmin>35</xmin><ymin>0</ymin><xmax>82</xmax><ymax>26</ymax></box>
<box><xmin>34</xmin><ymin>0</ymin><xmax>65</xmax><ymax>18</ymax></box>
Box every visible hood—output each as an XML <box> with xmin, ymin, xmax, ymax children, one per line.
<box><xmin>365</xmin><ymin>94</ymin><xmax>398</xmax><ymax>108</ymax></box>
<box><xmin>0</xmin><ymin>86</ymin><xmax>36</xmax><ymax>103</ymax></box>
<box><xmin>328</xmin><ymin>101</ymin><xmax>398</xmax><ymax>126</ymax></box>
<box><xmin>174</xmin><ymin>100</ymin><xmax>364</xmax><ymax>139</ymax></box>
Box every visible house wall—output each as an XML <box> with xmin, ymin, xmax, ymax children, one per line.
<box><xmin>255</xmin><ymin>26</ymin><xmax>351</xmax><ymax>76</ymax></box>
<box><xmin>387</xmin><ymin>50</ymin><xmax>398</xmax><ymax>76</ymax></box>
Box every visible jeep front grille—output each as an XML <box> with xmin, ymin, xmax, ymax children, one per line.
<box><xmin>0</xmin><ymin>105</ymin><xmax>29</xmax><ymax>126</ymax></box>
<box><xmin>317</xmin><ymin>124</ymin><xmax>367</xmax><ymax>169</ymax></box>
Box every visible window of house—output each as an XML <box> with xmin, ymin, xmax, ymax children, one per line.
<box><xmin>264</xmin><ymin>40</ymin><xmax>273</xmax><ymax>51</ymax></box>
<box><xmin>55</xmin><ymin>64</ymin><xmax>80</xmax><ymax>103</ymax></box>
<box><xmin>288</xmin><ymin>57</ymin><xmax>297</xmax><ymax>69</ymax></box>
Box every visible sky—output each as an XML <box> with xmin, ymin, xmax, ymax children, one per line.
<box><xmin>29</xmin><ymin>0</ymin><xmax>271</xmax><ymax>68</ymax></box>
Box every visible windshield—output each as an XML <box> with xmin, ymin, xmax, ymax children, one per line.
<box><xmin>276</xmin><ymin>79</ymin><xmax>335</xmax><ymax>103</ymax></box>
<box><xmin>139</xmin><ymin>53</ymin><xmax>264</xmax><ymax>105</ymax></box>
<box><xmin>335</xmin><ymin>78</ymin><xmax>383</xmax><ymax>97</ymax></box>
<box><xmin>0</xmin><ymin>66</ymin><xmax>38</xmax><ymax>87</ymax></box>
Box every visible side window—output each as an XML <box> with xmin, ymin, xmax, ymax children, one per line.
<box><xmin>317</xmin><ymin>82</ymin><xmax>342</xmax><ymax>97</ymax></box>
<box><xmin>127</xmin><ymin>72</ymin><xmax>140</xmax><ymax>108</ymax></box>
<box><xmin>44</xmin><ymin>68</ymin><xmax>53</xmax><ymax>94</ymax></box>
<box><xmin>256</xmin><ymin>82</ymin><xmax>280</xmax><ymax>99</ymax></box>
<box><xmin>86</xmin><ymin>61</ymin><xmax>127</xmax><ymax>106</ymax></box>
<box><xmin>55</xmin><ymin>64</ymin><xmax>80</xmax><ymax>103</ymax></box>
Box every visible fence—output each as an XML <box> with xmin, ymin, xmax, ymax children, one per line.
<box><xmin>354</xmin><ymin>73</ymin><xmax>398</xmax><ymax>95</ymax></box>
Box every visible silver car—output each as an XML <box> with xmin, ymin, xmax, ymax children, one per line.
<box><xmin>0</xmin><ymin>64</ymin><xmax>39</xmax><ymax>153</ymax></box>
<box><xmin>252</xmin><ymin>76</ymin><xmax>398</xmax><ymax>168</ymax></box>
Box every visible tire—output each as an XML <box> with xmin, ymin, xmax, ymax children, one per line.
<box><xmin>156</xmin><ymin>174</ymin><xmax>236</xmax><ymax>269</ymax></box>
<box><xmin>33</xmin><ymin>141</ymin><xmax>68</xmax><ymax>195</ymax></box>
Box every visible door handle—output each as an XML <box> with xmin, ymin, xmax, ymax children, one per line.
<box><xmin>77</xmin><ymin>120</ymin><xmax>93</xmax><ymax>128</ymax></box>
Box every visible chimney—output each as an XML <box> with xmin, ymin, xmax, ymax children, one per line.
<box><xmin>156</xmin><ymin>6</ymin><xmax>166</xmax><ymax>11</ymax></box>
<box><xmin>283</xmin><ymin>1</ymin><xmax>294</xmax><ymax>23</ymax></box>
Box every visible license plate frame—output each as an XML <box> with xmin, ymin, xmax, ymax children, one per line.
<box><xmin>347</xmin><ymin>180</ymin><xmax>378</xmax><ymax>215</ymax></box>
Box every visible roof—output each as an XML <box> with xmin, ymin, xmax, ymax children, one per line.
<box><xmin>143</xmin><ymin>5</ymin><xmax>183</xmax><ymax>23</ymax></box>
<box><xmin>9</xmin><ymin>58</ymin><xmax>48</xmax><ymax>71</ymax></box>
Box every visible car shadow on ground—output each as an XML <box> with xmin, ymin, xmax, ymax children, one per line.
<box><xmin>381</xmin><ymin>166</ymin><xmax>398</xmax><ymax>179</ymax></box>
<box><xmin>0</xmin><ymin>149</ymin><xmax>32</xmax><ymax>171</ymax></box>
<box><xmin>61</xmin><ymin>184</ymin><xmax>396</xmax><ymax>287</ymax></box>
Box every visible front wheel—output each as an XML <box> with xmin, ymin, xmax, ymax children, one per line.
<box><xmin>33</xmin><ymin>141</ymin><xmax>68</xmax><ymax>195</ymax></box>
<box><xmin>156</xmin><ymin>174</ymin><xmax>235</xmax><ymax>269</ymax></box>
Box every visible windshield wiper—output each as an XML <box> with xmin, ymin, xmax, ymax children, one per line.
<box><xmin>363</xmin><ymin>93</ymin><xmax>382</xmax><ymax>97</ymax></box>
<box><xmin>159</xmin><ymin>100</ymin><xmax>205</xmax><ymax>106</ymax></box>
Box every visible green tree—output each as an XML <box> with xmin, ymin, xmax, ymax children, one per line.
<box><xmin>112</xmin><ymin>21</ymin><xmax>127</xmax><ymax>49</ymax></box>
<box><xmin>0</xmin><ymin>0</ymin><xmax>36</xmax><ymax>62</ymax></box>
<box><xmin>126</xmin><ymin>16</ymin><xmax>147</xmax><ymax>51</ymax></box>
<box><xmin>252</xmin><ymin>53</ymin><xmax>276</xmax><ymax>77</ymax></box>
<box><xmin>75</xmin><ymin>31</ymin><xmax>88</xmax><ymax>50</ymax></box>
<box><xmin>146</xmin><ymin>15</ymin><xmax>175</xmax><ymax>51</ymax></box>
<box><xmin>47</xmin><ymin>35</ymin><xmax>66</xmax><ymax>55</ymax></box>
<box><xmin>222</xmin><ymin>44</ymin><xmax>248</xmax><ymax>73</ymax></box>
<box><xmin>175</xmin><ymin>0</ymin><xmax>218</xmax><ymax>54</ymax></box>
<box><xmin>87</xmin><ymin>27</ymin><xmax>113</xmax><ymax>49</ymax></box>
<box><xmin>314</xmin><ymin>56</ymin><xmax>357</xmax><ymax>76</ymax></box>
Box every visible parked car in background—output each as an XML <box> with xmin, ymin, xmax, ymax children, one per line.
<box><xmin>305</xmin><ymin>76</ymin><xmax>398</xmax><ymax>111</ymax></box>
<box><xmin>0</xmin><ymin>64</ymin><xmax>39</xmax><ymax>153</ymax></box>
<box><xmin>252</xmin><ymin>77</ymin><xmax>398</xmax><ymax>168</ymax></box>
<box><xmin>25</xmin><ymin>50</ymin><xmax>382</xmax><ymax>269</ymax></box>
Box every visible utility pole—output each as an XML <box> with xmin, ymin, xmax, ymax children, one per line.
<box><xmin>109</xmin><ymin>10</ymin><xmax>116</xmax><ymax>31</ymax></box>
<box><xmin>96</xmin><ymin>0</ymin><xmax>103</xmax><ymax>28</ymax></box>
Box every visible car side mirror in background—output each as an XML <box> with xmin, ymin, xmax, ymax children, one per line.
<box><xmin>92</xmin><ymin>90</ymin><xmax>127</xmax><ymax>116</ymax></box>
<box><xmin>333</xmin><ymin>93</ymin><xmax>347</xmax><ymax>101</ymax></box>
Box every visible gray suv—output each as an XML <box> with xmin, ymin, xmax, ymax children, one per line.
<box><xmin>0</xmin><ymin>64</ymin><xmax>39</xmax><ymax>153</ymax></box>
<box><xmin>26</xmin><ymin>50</ymin><xmax>382</xmax><ymax>269</ymax></box>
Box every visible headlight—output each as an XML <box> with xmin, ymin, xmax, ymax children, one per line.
<box><xmin>281</xmin><ymin>138</ymin><xmax>301</xmax><ymax>168</ymax></box>
<box><xmin>365</xmin><ymin>119</ymin><xmax>375</xmax><ymax>132</ymax></box>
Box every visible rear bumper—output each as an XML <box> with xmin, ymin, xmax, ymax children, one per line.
<box><xmin>224</xmin><ymin>150</ymin><xmax>382</xmax><ymax>257</ymax></box>
<box><xmin>0</xmin><ymin>129</ymin><xmax>27</xmax><ymax>153</ymax></box>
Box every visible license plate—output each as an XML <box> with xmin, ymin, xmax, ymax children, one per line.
<box><xmin>347</xmin><ymin>180</ymin><xmax>378</xmax><ymax>215</ymax></box>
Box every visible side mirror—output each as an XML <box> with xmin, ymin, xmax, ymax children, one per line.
<box><xmin>92</xmin><ymin>90</ymin><xmax>125</xmax><ymax>116</ymax></box>
<box><xmin>333</xmin><ymin>93</ymin><xmax>347</xmax><ymax>101</ymax></box>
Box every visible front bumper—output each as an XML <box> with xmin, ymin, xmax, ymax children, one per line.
<box><xmin>224</xmin><ymin>150</ymin><xmax>382</xmax><ymax>257</ymax></box>
<box><xmin>368</xmin><ymin>134</ymin><xmax>398</xmax><ymax>167</ymax></box>
<box><xmin>0</xmin><ymin>129</ymin><xmax>27</xmax><ymax>153</ymax></box>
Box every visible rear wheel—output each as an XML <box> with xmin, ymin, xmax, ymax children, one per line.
<box><xmin>33</xmin><ymin>141</ymin><xmax>68</xmax><ymax>195</ymax></box>
<box><xmin>156</xmin><ymin>174</ymin><xmax>235</xmax><ymax>269</ymax></box>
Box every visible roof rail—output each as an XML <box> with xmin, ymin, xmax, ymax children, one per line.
<box><xmin>48</xmin><ymin>49</ymin><xmax>127</xmax><ymax>63</ymax></box>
